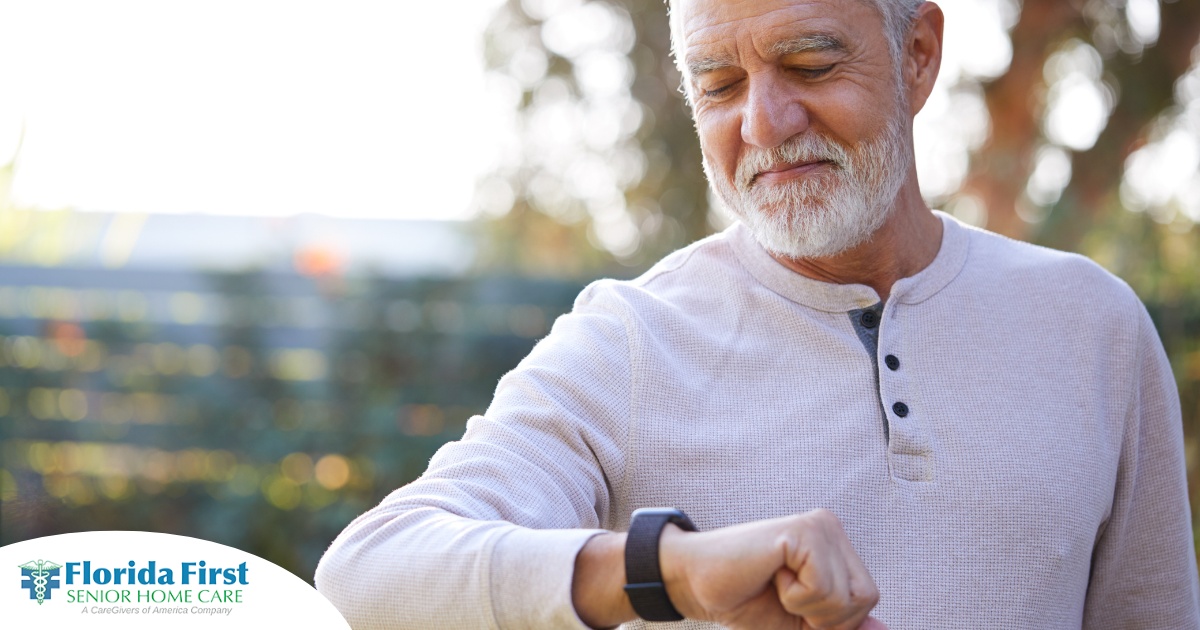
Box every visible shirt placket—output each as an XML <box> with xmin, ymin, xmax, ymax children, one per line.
<box><xmin>850</xmin><ymin>301</ymin><xmax>935</xmax><ymax>482</ymax></box>
<box><xmin>878</xmin><ymin>302</ymin><xmax>934</xmax><ymax>482</ymax></box>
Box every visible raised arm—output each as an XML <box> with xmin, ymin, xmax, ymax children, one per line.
<box><xmin>574</xmin><ymin>512</ymin><xmax>887</xmax><ymax>630</ymax></box>
<box><xmin>315</xmin><ymin>294</ymin><xmax>631</xmax><ymax>630</ymax></box>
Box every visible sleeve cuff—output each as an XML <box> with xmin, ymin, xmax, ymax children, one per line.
<box><xmin>490</xmin><ymin>527</ymin><xmax>607</xmax><ymax>630</ymax></box>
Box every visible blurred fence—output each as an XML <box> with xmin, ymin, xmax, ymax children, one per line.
<box><xmin>0</xmin><ymin>265</ymin><xmax>584</xmax><ymax>580</ymax></box>
<box><xmin>1</xmin><ymin>264</ymin><xmax>1197</xmax><ymax>580</ymax></box>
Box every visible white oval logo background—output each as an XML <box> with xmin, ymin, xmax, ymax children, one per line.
<box><xmin>1</xmin><ymin>531</ymin><xmax>350</xmax><ymax>628</ymax></box>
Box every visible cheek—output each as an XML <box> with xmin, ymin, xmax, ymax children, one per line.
<box><xmin>694</xmin><ymin>108</ymin><xmax>743</xmax><ymax>175</ymax></box>
<box><xmin>804</xmin><ymin>85</ymin><xmax>896</xmax><ymax>145</ymax></box>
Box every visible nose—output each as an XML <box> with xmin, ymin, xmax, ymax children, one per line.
<box><xmin>740</xmin><ymin>75</ymin><xmax>810</xmax><ymax>149</ymax></box>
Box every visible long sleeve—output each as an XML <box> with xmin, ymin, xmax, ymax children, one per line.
<box><xmin>1081</xmin><ymin>304</ymin><xmax>1200</xmax><ymax>628</ymax></box>
<box><xmin>315</xmin><ymin>289</ymin><xmax>631</xmax><ymax>630</ymax></box>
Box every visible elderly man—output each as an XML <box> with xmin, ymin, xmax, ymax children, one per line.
<box><xmin>315</xmin><ymin>0</ymin><xmax>1200</xmax><ymax>628</ymax></box>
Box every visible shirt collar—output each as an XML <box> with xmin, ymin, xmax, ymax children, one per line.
<box><xmin>728</xmin><ymin>210</ymin><xmax>970</xmax><ymax>313</ymax></box>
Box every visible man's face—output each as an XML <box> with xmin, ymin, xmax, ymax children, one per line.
<box><xmin>677</xmin><ymin>0</ymin><xmax>913</xmax><ymax>258</ymax></box>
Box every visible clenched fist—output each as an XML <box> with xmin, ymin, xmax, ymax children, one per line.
<box><xmin>572</xmin><ymin>509</ymin><xmax>885</xmax><ymax>630</ymax></box>
<box><xmin>660</xmin><ymin>509</ymin><xmax>881</xmax><ymax>630</ymax></box>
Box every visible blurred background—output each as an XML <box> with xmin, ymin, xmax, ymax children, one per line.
<box><xmin>1</xmin><ymin>0</ymin><xmax>1198</xmax><ymax>581</ymax></box>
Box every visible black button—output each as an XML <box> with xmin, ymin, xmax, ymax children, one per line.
<box><xmin>884</xmin><ymin>355</ymin><xmax>900</xmax><ymax>371</ymax></box>
<box><xmin>859</xmin><ymin>310</ymin><xmax>879</xmax><ymax>329</ymax></box>
<box><xmin>892</xmin><ymin>402</ymin><xmax>909</xmax><ymax>417</ymax></box>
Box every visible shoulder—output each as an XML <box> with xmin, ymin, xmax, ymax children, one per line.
<box><xmin>571</xmin><ymin>226</ymin><xmax>749</xmax><ymax>321</ymax></box>
<box><xmin>510</xmin><ymin>231</ymin><xmax>742</xmax><ymax>371</ymax></box>
<box><xmin>954</xmin><ymin>216</ymin><xmax>1143</xmax><ymax>320</ymax></box>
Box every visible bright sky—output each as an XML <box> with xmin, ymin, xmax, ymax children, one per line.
<box><xmin>0</xmin><ymin>0</ymin><xmax>506</xmax><ymax>220</ymax></box>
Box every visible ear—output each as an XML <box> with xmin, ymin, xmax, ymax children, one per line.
<box><xmin>904</xmin><ymin>2</ymin><xmax>944</xmax><ymax>116</ymax></box>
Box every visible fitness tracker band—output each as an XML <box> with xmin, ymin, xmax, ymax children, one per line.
<box><xmin>623</xmin><ymin>507</ymin><xmax>697</xmax><ymax>622</ymax></box>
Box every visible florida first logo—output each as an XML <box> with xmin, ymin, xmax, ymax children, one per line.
<box><xmin>19</xmin><ymin>560</ymin><xmax>62</xmax><ymax>605</ymax></box>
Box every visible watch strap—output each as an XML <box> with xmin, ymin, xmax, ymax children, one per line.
<box><xmin>623</xmin><ymin>508</ymin><xmax>697</xmax><ymax>622</ymax></box>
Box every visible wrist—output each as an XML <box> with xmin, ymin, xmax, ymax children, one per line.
<box><xmin>573</xmin><ymin>532</ymin><xmax>636</xmax><ymax>629</ymax></box>
<box><xmin>658</xmin><ymin>523</ymin><xmax>703</xmax><ymax>620</ymax></box>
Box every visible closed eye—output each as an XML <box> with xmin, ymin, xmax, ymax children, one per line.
<box><xmin>794</xmin><ymin>65</ymin><xmax>834</xmax><ymax>79</ymax></box>
<box><xmin>704</xmin><ymin>83</ymin><xmax>736</xmax><ymax>98</ymax></box>
<box><xmin>700</xmin><ymin>79</ymin><xmax>744</xmax><ymax>99</ymax></box>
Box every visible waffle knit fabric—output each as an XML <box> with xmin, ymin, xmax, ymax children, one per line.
<box><xmin>315</xmin><ymin>212</ymin><xmax>1200</xmax><ymax>629</ymax></box>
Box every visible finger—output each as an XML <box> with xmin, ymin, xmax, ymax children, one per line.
<box><xmin>817</xmin><ymin>538</ymin><xmax>852</xmax><ymax>620</ymax></box>
<box><xmin>802</xmin><ymin>517</ymin><xmax>874</xmax><ymax>630</ymax></box>
<box><xmin>774</xmin><ymin>566</ymin><xmax>799</xmax><ymax>602</ymax></box>
<box><xmin>797</xmin><ymin>615</ymin><xmax>887</xmax><ymax>630</ymax></box>
<box><xmin>773</xmin><ymin>565</ymin><xmax>818</xmax><ymax>618</ymax></box>
<box><xmin>845</xmin><ymin>554</ymin><xmax>878</xmax><ymax>610</ymax></box>
<box><xmin>818</xmin><ymin>525</ymin><xmax>877</xmax><ymax>630</ymax></box>
<box><xmin>822</xmin><ymin>602</ymin><xmax>873</xmax><ymax>630</ymax></box>
<box><xmin>776</xmin><ymin>563</ymin><xmax>823</xmax><ymax>613</ymax></box>
<box><xmin>782</xmin><ymin>547</ymin><xmax>856</xmax><ymax>628</ymax></box>
<box><xmin>803</xmin><ymin>603</ymin><xmax>878</xmax><ymax>630</ymax></box>
<box><xmin>818</xmin><ymin>521</ymin><xmax>856</xmax><ymax>617</ymax></box>
<box><xmin>811</xmin><ymin>616</ymin><xmax>888</xmax><ymax>630</ymax></box>
<box><xmin>779</xmin><ymin>538</ymin><xmax>834</xmax><ymax>613</ymax></box>
<box><xmin>857</xmin><ymin>616</ymin><xmax>889</xmax><ymax>629</ymax></box>
<box><xmin>838</xmin><ymin>528</ymin><xmax>879</xmax><ymax>617</ymax></box>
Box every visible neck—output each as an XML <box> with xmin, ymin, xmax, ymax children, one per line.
<box><xmin>768</xmin><ymin>179</ymin><xmax>943</xmax><ymax>303</ymax></box>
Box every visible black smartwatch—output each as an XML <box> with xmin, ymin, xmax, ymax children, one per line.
<box><xmin>623</xmin><ymin>507</ymin><xmax>697</xmax><ymax>621</ymax></box>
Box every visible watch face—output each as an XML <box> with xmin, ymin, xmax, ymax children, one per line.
<box><xmin>631</xmin><ymin>507</ymin><xmax>682</xmax><ymax>519</ymax></box>
<box><xmin>630</xmin><ymin>507</ymin><xmax>696</xmax><ymax>532</ymax></box>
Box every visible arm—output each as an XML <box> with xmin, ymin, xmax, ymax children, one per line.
<box><xmin>315</xmin><ymin>296</ymin><xmax>631</xmax><ymax>630</ymax></box>
<box><xmin>1082</xmin><ymin>304</ymin><xmax>1200</xmax><ymax>628</ymax></box>
<box><xmin>574</xmin><ymin>512</ymin><xmax>886</xmax><ymax>630</ymax></box>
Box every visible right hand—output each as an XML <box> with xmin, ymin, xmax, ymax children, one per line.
<box><xmin>659</xmin><ymin>509</ymin><xmax>882</xmax><ymax>630</ymax></box>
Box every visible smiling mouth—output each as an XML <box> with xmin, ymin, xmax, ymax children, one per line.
<box><xmin>752</xmin><ymin>160</ymin><xmax>836</xmax><ymax>185</ymax></box>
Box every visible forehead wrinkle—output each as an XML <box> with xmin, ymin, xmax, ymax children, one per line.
<box><xmin>684</xmin><ymin>30</ymin><xmax>849</xmax><ymax>80</ymax></box>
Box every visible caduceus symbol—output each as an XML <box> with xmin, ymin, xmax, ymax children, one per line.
<box><xmin>19</xmin><ymin>560</ymin><xmax>63</xmax><ymax>605</ymax></box>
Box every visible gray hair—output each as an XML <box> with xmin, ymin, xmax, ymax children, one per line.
<box><xmin>668</xmin><ymin>0</ymin><xmax>926</xmax><ymax>78</ymax></box>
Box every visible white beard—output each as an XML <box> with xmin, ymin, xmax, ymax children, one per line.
<box><xmin>704</xmin><ymin>114</ymin><xmax>912</xmax><ymax>259</ymax></box>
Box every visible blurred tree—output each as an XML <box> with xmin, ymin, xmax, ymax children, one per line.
<box><xmin>960</xmin><ymin>0</ymin><xmax>1200</xmax><ymax>250</ymax></box>
<box><xmin>473</xmin><ymin>0</ymin><xmax>711</xmax><ymax>276</ymax></box>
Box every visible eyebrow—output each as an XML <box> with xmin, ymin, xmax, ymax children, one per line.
<box><xmin>685</xmin><ymin>33</ymin><xmax>848</xmax><ymax>78</ymax></box>
<box><xmin>768</xmin><ymin>33</ymin><xmax>847</xmax><ymax>56</ymax></box>
<box><xmin>686</xmin><ymin>52</ymin><xmax>736</xmax><ymax>78</ymax></box>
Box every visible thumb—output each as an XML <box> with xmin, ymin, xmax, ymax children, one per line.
<box><xmin>772</xmin><ymin>567</ymin><xmax>805</xmax><ymax>605</ymax></box>
<box><xmin>858</xmin><ymin>617</ymin><xmax>889</xmax><ymax>630</ymax></box>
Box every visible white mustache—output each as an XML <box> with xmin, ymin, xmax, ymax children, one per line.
<box><xmin>736</xmin><ymin>133</ymin><xmax>851</xmax><ymax>190</ymax></box>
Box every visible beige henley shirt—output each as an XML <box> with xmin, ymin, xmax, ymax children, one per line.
<box><xmin>316</xmin><ymin>212</ymin><xmax>1200</xmax><ymax>629</ymax></box>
